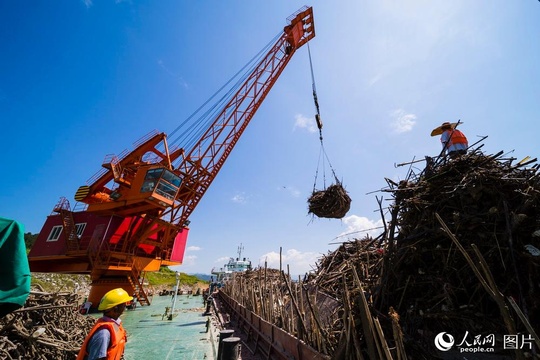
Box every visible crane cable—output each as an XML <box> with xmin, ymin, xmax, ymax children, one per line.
<box><xmin>166</xmin><ymin>33</ymin><xmax>281</xmax><ymax>167</ymax></box>
<box><xmin>308</xmin><ymin>43</ymin><xmax>339</xmax><ymax>192</ymax></box>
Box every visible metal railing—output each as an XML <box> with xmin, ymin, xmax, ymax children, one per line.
<box><xmin>217</xmin><ymin>291</ymin><xmax>329</xmax><ymax>360</ymax></box>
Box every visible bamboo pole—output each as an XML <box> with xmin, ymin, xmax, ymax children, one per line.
<box><xmin>351</xmin><ymin>266</ymin><xmax>378</xmax><ymax>359</ymax></box>
<box><xmin>302</xmin><ymin>283</ymin><xmax>329</xmax><ymax>354</ymax></box>
<box><xmin>342</xmin><ymin>273</ymin><xmax>364</xmax><ymax>359</ymax></box>
<box><xmin>436</xmin><ymin>213</ymin><xmax>525</xmax><ymax>360</ymax></box>
<box><xmin>389</xmin><ymin>307</ymin><xmax>407</xmax><ymax>360</ymax></box>
<box><xmin>257</xmin><ymin>270</ymin><xmax>264</xmax><ymax>319</ymax></box>
<box><xmin>281</xmin><ymin>270</ymin><xmax>307</xmax><ymax>341</ymax></box>
<box><xmin>507</xmin><ymin>296</ymin><xmax>540</xmax><ymax>351</ymax></box>
<box><xmin>264</xmin><ymin>260</ymin><xmax>269</xmax><ymax>322</ymax></box>
<box><xmin>288</xmin><ymin>265</ymin><xmax>294</xmax><ymax>335</ymax></box>
<box><xmin>373</xmin><ymin>317</ymin><xmax>394</xmax><ymax>360</ymax></box>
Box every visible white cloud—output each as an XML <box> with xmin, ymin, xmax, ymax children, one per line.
<box><xmin>186</xmin><ymin>246</ymin><xmax>201</xmax><ymax>251</ymax></box>
<box><xmin>215</xmin><ymin>256</ymin><xmax>230</xmax><ymax>264</ymax></box>
<box><xmin>82</xmin><ymin>0</ymin><xmax>92</xmax><ymax>8</ymax></box>
<box><xmin>293</xmin><ymin>114</ymin><xmax>317</xmax><ymax>133</ymax></box>
<box><xmin>231</xmin><ymin>192</ymin><xmax>247</xmax><ymax>204</ymax></box>
<box><xmin>258</xmin><ymin>249</ymin><xmax>320</xmax><ymax>276</ymax></box>
<box><xmin>390</xmin><ymin>109</ymin><xmax>416</xmax><ymax>133</ymax></box>
<box><xmin>337</xmin><ymin>215</ymin><xmax>385</xmax><ymax>240</ymax></box>
<box><xmin>180</xmin><ymin>255</ymin><xmax>197</xmax><ymax>266</ymax></box>
<box><xmin>169</xmin><ymin>254</ymin><xmax>199</xmax><ymax>272</ymax></box>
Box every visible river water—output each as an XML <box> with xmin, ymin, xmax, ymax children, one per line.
<box><xmin>119</xmin><ymin>293</ymin><xmax>214</xmax><ymax>359</ymax></box>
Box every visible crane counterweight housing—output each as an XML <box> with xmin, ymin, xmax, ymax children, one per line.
<box><xmin>28</xmin><ymin>6</ymin><xmax>316</xmax><ymax>308</ymax></box>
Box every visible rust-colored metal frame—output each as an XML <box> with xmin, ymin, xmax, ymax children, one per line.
<box><xmin>79</xmin><ymin>7</ymin><xmax>315</xmax><ymax>256</ymax></box>
<box><xmin>167</xmin><ymin>6</ymin><xmax>315</xmax><ymax>229</ymax></box>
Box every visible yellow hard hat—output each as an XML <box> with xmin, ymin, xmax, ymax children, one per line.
<box><xmin>98</xmin><ymin>288</ymin><xmax>133</xmax><ymax>311</ymax></box>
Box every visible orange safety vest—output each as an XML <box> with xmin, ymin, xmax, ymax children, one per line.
<box><xmin>77</xmin><ymin>318</ymin><xmax>127</xmax><ymax>360</ymax></box>
<box><xmin>442</xmin><ymin>129</ymin><xmax>468</xmax><ymax>147</ymax></box>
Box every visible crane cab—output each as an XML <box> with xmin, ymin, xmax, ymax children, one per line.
<box><xmin>139</xmin><ymin>166</ymin><xmax>182</xmax><ymax>202</ymax></box>
<box><xmin>82</xmin><ymin>165</ymin><xmax>182</xmax><ymax>216</ymax></box>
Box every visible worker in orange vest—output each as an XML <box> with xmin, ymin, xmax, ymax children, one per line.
<box><xmin>77</xmin><ymin>288</ymin><xmax>133</xmax><ymax>360</ymax></box>
<box><xmin>439</xmin><ymin>121</ymin><xmax>468</xmax><ymax>158</ymax></box>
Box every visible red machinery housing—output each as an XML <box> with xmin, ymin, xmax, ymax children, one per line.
<box><xmin>28</xmin><ymin>6</ymin><xmax>315</xmax><ymax>308</ymax></box>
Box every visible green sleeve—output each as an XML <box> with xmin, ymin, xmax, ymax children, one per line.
<box><xmin>0</xmin><ymin>217</ymin><xmax>31</xmax><ymax>317</ymax></box>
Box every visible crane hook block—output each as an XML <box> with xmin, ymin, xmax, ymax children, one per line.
<box><xmin>315</xmin><ymin>114</ymin><xmax>323</xmax><ymax>130</ymax></box>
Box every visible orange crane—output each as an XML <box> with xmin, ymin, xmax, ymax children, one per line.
<box><xmin>28</xmin><ymin>6</ymin><xmax>315</xmax><ymax>308</ymax></box>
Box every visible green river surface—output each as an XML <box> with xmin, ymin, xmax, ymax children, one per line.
<box><xmin>116</xmin><ymin>293</ymin><xmax>214</xmax><ymax>359</ymax></box>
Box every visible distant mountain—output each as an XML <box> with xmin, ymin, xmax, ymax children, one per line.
<box><xmin>190</xmin><ymin>273</ymin><xmax>212</xmax><ymax>282</ymax></box>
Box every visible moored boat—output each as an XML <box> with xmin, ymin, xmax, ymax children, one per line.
<box><xmin>211</xmin><ymin>244</ymin><xmax>252</xmax><ymax>287</ymax></box>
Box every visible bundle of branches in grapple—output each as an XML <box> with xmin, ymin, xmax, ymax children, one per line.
<box><xmin>308</xmin><ymin>182</ymin><xmax>351</xmax><ymax>219</ymax></box>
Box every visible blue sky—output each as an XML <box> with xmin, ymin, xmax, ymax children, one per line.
<box><xmin>1</xmin><ymin>1</ymin><xmax>539</xmax><ymax>276</ymax></box>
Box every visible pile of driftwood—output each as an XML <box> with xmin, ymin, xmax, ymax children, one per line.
<box><xmin>222</xmin><ymin>264</ymin><xmax>342</xmax><ymax>356</ymax></box>
<box><xmin>371</xmin><ymin>150</ymin><xmax>540</xmax><ymax>357</ymax></box>
<box><xmin>221</xmin><ymin>241</ymin><xmax>395</xmax><ymax>358</ymax></box>
<box><xmin>308</xmin><ymin>182</ymin><xmax>351</xmax><ymax>219</ymax></box>
<box><xmin>222</xmin><ymin>149</ymin><xmax>540</xmax><ymax>359</ymax></box>
<box><xmin>0</xmin><ymin>290</ymin><xmax>95</xmax><ymax>359</ymax></box>
<box><xmin>311</xmin><ymin>238</ymin><xmax>406</xmax><ymax>359</ymax></box>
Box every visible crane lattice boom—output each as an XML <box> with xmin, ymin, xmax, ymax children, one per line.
<box><xmin>28</xmin><ymin>6</ymin><xmax>315</xmax><ymax>308</ymax></box>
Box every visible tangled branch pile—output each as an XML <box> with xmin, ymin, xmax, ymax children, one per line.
<box><xmin>223</xmin><ymin>149</ymin><xmax>540</xmax><ymax>359</ymax></box>
<box><xmin>308</xmin><ymin>183</ymin><xmax>351</xmax><ymax>219</ymax></box>
<box><xmin>0</xmin><ymin>290</ymin><xmax>95</xmax><ymax>359</ymax></box>
<box><xmin>222</xmin><ymin>267</ymin><xmax>342</xmax><ymax>356</ymax></box>
<box><xmin>369</xmin><ymin>151</ymin><xmax>540</xmax><ymax>357</ymax></box>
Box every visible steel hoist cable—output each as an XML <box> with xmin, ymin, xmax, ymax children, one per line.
<box><xmin>165</xmin><ymin>33</ymin><xmax>281</xmax><ymax>164</ymax></box>
<box><xmin>308</xmin><ymin>43</ymin><xmax>339</xmax><ymax>192</ymax></box>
